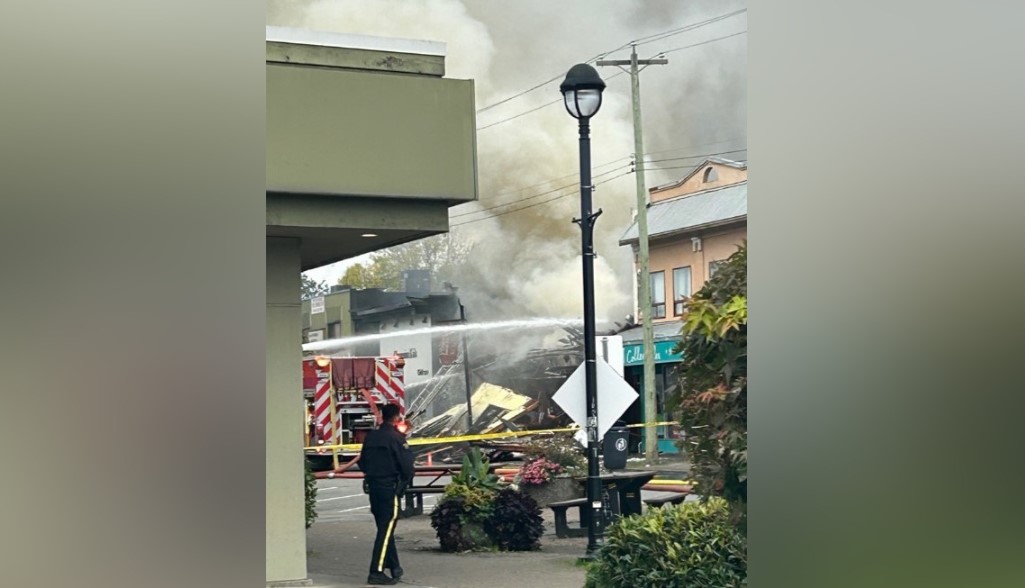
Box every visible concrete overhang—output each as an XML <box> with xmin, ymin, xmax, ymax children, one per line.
<box><xmin>265</xmin><ymin>27</ymin><xmax>479</xmax><ymax>270</ymax></box>
<box><xmin>267</xmin><ymin>192</ymin><xmax>451</xmax><ymax>271</ymax></box>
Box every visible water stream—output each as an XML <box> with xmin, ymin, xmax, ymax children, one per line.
<box><xmin>302</xmin><ymin>317</ymin><xmax>591</xmax><ymax>354</ymax></box>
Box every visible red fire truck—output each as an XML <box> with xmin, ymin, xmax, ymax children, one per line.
<box><xmin>303</xmin><ymin>354</ymin><xmax>407</xmax><ymax>469</ymax></box>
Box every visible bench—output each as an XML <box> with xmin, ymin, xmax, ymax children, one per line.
<box><xmin>548</xmin><ymin>497</ymin><xmax>589</xmax><ymax>538</ymax></box>
<box><xmin>643</xmin><ymin>493</ymin><xmax>688</xmax><ymax>509</ymax></box>
<box><xmin>401</xmin><ymin>486</ymin><xmax>446</xmax><ymax>517</ymax></box>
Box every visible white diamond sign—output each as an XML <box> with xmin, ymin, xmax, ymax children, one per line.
<box><xmin>552</xmin><ymin>356</ymin><xmax>638</xmax><ymax>446</ymax></box>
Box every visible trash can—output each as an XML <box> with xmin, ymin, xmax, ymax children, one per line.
<box><xmin>603</xmin><ymin>426</ymin><xmax>629</xmax><ymax>470</ymax></box>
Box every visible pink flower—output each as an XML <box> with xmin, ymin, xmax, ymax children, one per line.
<box><xmin>518</xmin><ymin>458</ymin><xmax>564</xmax><ymax>486</ymax></box>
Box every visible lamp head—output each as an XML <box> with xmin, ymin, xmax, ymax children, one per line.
<box><xmin>560</xmin><ymin>63</ymin><xmax>606</xmax><ymax>119</ymax></box>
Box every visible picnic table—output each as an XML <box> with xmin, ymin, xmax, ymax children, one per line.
<box><xmin>549</xmin><ymin>470</ymin><xmax>657</xmax><ymax>537</ymax></box>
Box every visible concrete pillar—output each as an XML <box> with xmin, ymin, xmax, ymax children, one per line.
<box><xmin>266</xmin><ymin>237</ymin><xmax>310</xmax><ymax>586</ymax></box>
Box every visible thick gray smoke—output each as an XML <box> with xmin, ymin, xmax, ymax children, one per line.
<box><xmin>267</xmin><ymin>0</ymin><xmax>747</xmax><ymax>326</ymax></box>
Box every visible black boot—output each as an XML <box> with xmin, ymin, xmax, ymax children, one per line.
<box><xmin>390</xmin><ymin>567</ymin><xmax>404</xmax><ymax>580</ymax></box>
<box><xmin>367</xmin><ymin>572</ymin><xmax>397</xmax><ymax>585</ymax></box>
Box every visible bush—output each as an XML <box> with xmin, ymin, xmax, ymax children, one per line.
<box><xmin>484</xmin><ymin>489</ymin><xmax>544</xmax><ymax>551</ymax></box>
<box><xmin>431</xmin><ymin>488</ymin><xmax>545</xmax><ymax>553</ymax></box>
<box><xmin>584</xmin><ymin>498</ymin><xmax>747</xmax><ymax>588</ymax></box>
<box><xmin>430</xmin><ymin>496</ymin><xmax>492</xmax><ymax>552</ymax></box>
<box><xmin>304</xmin><ymin>459</ymin><xmax>317</xmax><ymax>528</ymax></box>
<box><xmin>673</xmin><ymin>243</ymin><xmax>748</xmax><ymax>528</ymax></box>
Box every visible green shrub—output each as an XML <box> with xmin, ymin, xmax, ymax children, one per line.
<box><xmin>304</xmin><ymin>459</ymin><xmax>317</xmax><ymax>528</ymax></box>
<box><xmin>584</xmin><ymin>498</ymin><xmax>747</xmax><ymax>588</ymax></box>
<box><xmin>442</xmin><ymin>482</ymin><xmax>495</xmax><ymax>522</ymax></box>
<box><xmin>672</xmin><ymin>243</ymin><xmax>748</xmax><ymax>528</ymax></box>
<box><xmin>485</xmin><ymin>489</ymin><xmax>544</xmax><ymax>551</ymax></box>
<box><xmin>451</xmin><ymin>447</ymin><xmax>501</xmax><ymax>491</ymax></box>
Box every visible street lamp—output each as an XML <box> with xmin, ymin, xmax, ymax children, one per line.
<box><xmin>560</xmin><ymin>63</ymin><xmax>606</xmax><ymax>558</ymax></box>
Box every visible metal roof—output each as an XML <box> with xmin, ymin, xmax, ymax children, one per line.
<box><xmin>618</xmin><ymin>321</ymin><xmax>684</xmax><ymax>343</ymax></box>
<box><xmin>620</xmin><ymin>181</ymin><xmax>747</xmax><ymax>245</ymax></box>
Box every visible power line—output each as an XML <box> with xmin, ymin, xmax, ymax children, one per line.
<box><xmin>455</xmin><ymin>147</ymin><xmax>746</xmax><ymax>220</ymax></box>
<box><xmin>632</xmin><ymin>9</ymin><xmax>747</xmax><ymax>46</ymax></box>
<box><xmin>450</xmin><ymin>146</ymin><xmax>747</xmax><ymax>227</ymax></box>
<box><xmin>476</xmin><ymin>70</ymin><xmax>626</xmax><ymax>131</ymax></box>
<box><xmin>643</xmin><ymin>137</ymin><xmax>745</xmax><ymax>157</ymax></box>
<box><xmin>452</xmin><ymin>137</ymin><xmax>743</xmax><ymax>212</ymax></box>
<box><xmin>477</xmin><ymin>27</ymin><xmax>745</xmax><ymax>132</ymax></box>
<box><xmin>451</xmin><ymin>157</ymin><xmax>632</xmax><ymax>204</ymax></box>
<box><xmin>656</xmin><ymin>30</ymin><xmax>747</xmax><ymax>55</ymax></box>
<box><xmin>474</xmin><ymin>8</ymin><xmax>746</xmax><ymax>120</ymax></box>
<box><xmin>449</xmin><ymin>165</ymin><xmax>630</xmax><ymax>219</ymax></box>
<box><xmin>450</xmin><ymin>171</ymin><xmax>634</xmax><ymax>228</ymax></box>
<box><xmin>640</xmin><ymin>149</ymin><xmax>748</xmax><ymax>164</ymax></box>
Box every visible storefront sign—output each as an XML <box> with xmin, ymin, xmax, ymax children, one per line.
<box><xmin>623</xmin><ymin>340</ymin><xmax>682</xmax><ymax>366</ymax></box>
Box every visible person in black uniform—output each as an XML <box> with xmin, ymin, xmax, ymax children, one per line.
<box><xmin>359</xmin><ymin>403</ymin><xmax>414</xmax><ymax>585</ymax></box>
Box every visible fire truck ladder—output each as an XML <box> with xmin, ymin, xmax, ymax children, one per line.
<box><xmin>406</xmin><ymin>350</ymin><xmax>466</xmax><ymax>420</ymax></box>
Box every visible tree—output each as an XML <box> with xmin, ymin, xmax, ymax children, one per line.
<box><xmin>673</xmin><ymin>243</ymin><xmax>747</xmax><ymax>529</ymax></box>
<box><xmin>338</xmin><ymin>233</ymin><xmax>473</xmax><ymax>291</ymax></box>
<box><xmin>301</xmin><ymin>275</ymin><xmax>328</xmax><ymax>300</ymax></box>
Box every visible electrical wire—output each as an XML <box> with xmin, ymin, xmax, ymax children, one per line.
<box><xmin>449</xmin><ymin>165</ymin><xmax>631</xmax><ymax>219</ymax></box>
<box><xmin>452</xmin><ymin>147</ymin><xmax>746</xmax><ymax>223</ymax></box>
<box><xmin>449</xmin><ymin>171</ymin><xmax>634</xmax><ymax>228</ymax></box>
<box><xmin>477</xmin><ymin>28</ymin><xmax>745</xmax><ymax>132</ymax></box>
<box><xmin>474</xmin><ymin>8</ymin><xmax>746</xmax><ymax>122</ymax></box>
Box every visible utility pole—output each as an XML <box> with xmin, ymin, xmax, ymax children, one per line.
<box><xmin>598</xmin><ymin>44</ymin><xmax>667</xmax><ymax>463</ymax></box>
<box><xmin>459</xmin><ymin>301</ymin><xmax>473</xmax><ymax>432</ymax></box>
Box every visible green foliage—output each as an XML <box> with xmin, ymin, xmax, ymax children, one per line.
<box><xmin>301</xmin><ymin>275</ymin><xmax>328</xmax><ymax>301</ymax></box>
<box><xmin>522</xmin><ymin>434</ymin><xmax>585</xmax><ymax>472</ymax></box>
<box><xmin>672</xmin><ymin>243</ymin><xmax>747</xmax><ymax>528</ymax></box>
<box><xmin>452</xmin><ymin>447</ymin><xmax>501</xmax><ymax>491</ymax></box>
<box><xmin>485</xmin><ymin>489</ymin><xmax>544</xmax><ymax>551</ymax></box>
<box><xmin>338</xmin><ymin>233</ymin><xmax>473</xmax><ymax>291</ymax></box>
<box><xmin>584</xmin><ymin>498</ymin><xmax>747</xmax><ymax>588</ymax></box>
<box><xmin>442</xmin><ymin>483</ymin><xmax>495</xmax><ymax>521</ymax></box>
<box><xmin>304</xmin><ymin>459</ymin><xmax>318</xmax><ymax>528</ymax></box>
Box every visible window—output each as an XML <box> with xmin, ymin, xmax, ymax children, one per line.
<box><xmin>703</xmin><ymin>167</ymin><xmax>718</xmax><ymax>182</ymax></box>
<box><xmin>672</xmin><ymin>266</ymin><xmax>692</xmax><ymax>315</ymax></box>
<box><xmin>650</xmin><ymin>271</ymin><xmax>666</xmax><ymax>319</ymax></box>
<box><xmin>328</xmin><ymin>322</ymin><xmax>342</xmax><ymax>339</ymax></box>
<box><xmin>709</xmin><ymin>260</ymin><xmax>727</xmax><ymax>277</ymax></box>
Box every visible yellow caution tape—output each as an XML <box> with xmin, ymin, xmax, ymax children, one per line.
<box><xmin>304</xmin><ymin>421</ymin><xmax>680</xmax><ymax>452</ymax></box>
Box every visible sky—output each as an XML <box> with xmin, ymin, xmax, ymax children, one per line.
<box><xmin>268</xmin><ymin>0</ymin><xmax>747</xmax><ymax>323</ymax></box>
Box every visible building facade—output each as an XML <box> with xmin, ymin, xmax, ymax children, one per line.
<box><xmin>266</xmin><ymin>28</ymin><xmax>477</xmax><ymax>586</ymax></box>
<box><xmin>617</xmin><ymin>158</ymin><xmax>747</xmax><ymax>454</ymax></box>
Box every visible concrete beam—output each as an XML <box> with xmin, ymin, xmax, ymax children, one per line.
<box><xmin>266</xmin><ymin>193</ymin><xmax>449</xmax><ymax>233</ymax></box>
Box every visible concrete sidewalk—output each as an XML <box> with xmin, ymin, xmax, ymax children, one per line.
<box><xmin>305</xmin><ymin>508</ymin><xmax>588</xmax><ymax>588</ymax></box>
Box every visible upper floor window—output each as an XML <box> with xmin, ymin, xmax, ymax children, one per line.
<box><xmin>672</xmin><ymin>266</ymin><xmax>692</xmax><ymax>316</ymax></box>
<box><xmin>650</xmin><ymin>271</ymin><xmax>666</xmax><ymax>319</ymax></box>
<box><xmin>703</xmin><ymin>167</ymin><xmax>718</xmax><ymax>182</ymax></box>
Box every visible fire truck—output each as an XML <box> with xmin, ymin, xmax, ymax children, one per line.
<box><xmin>303</xmin><ymin>354</ymin><xmax>407</xmax><ymax>470</ymax></box>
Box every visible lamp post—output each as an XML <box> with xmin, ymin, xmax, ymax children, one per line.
<box><xmin>560</xmin><ymin>63</ymin><xmax>606</xmax><ymax>558</ymax></box>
